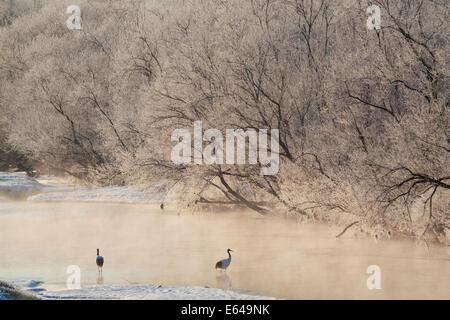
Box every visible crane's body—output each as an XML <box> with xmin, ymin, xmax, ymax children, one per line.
<box><xmin>215</xmin><ymin>249</ymin><xmax>233</xmax><ymax>271</ymax></box>
<box><xmin>96</xmin><ymin>248</ymin><xmax>104</xmax><ymax>274</ymax></box>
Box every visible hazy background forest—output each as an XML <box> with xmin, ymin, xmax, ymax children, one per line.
<box><xmin>0</xmin><ymin>0</ymin><xmax>448</xmax><ymax>242</ymax></box>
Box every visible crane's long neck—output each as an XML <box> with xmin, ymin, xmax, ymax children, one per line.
<box><xmin>228</xmin><ymin>251</ymin><xmax>231</xmax><ymax>260</ymax></box>
<box><xmin>97</xmin><ymin>249</ymin><xmax>100</xmax><ymax>256</ymax></box>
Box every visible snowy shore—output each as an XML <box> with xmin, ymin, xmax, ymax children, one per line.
<box><xmin>2</xmin><ymin>280</ymin><xmax>274</xmax><ymax>300</ymax></box>
<box><xmin>0</xmin><ymin>172</ymin><xmax>41</xmax><ymax>199</ymax></box>
<box><xmin>0</xmin><ymin>171</ymin><xmax>166</xmax><ymax>204</ymax></box>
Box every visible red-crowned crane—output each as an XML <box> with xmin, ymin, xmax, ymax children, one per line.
<box><xmin>96</xmin><ymin>248</ymin><xmax>104</xmax><ymax>274</ymax></box>
<box><xmin>215</xmin><ymin>249</ymin><xmax>233</xmax><ymax>271</ymax></box>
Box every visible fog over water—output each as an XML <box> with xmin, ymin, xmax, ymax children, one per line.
<box><xmin>0</xmin><ymin>201</ymin><xmax>449</xmax><ymax>299</ymax></box>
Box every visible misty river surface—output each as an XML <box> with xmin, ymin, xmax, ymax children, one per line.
<box><xmin>0</xmin><ymin>201</ymin><xmax>449</xmax><ymax>299</ymax></box>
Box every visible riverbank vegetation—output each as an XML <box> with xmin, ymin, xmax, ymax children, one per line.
<box><xmin>0</xmin><ymin>0</ymin><xmax>448</xmax><ymax>242</ymax></box>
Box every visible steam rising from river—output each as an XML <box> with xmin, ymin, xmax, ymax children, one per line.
<box><xmin>0</xmin><ymin>201</ymin><xmax>449</xmax><ymax>299</ymax></box>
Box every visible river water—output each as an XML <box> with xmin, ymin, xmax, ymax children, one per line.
<box><xmin>0</xmin><ymin>201</ymin><xmax>449</xmax><ymax>299</ymax></box>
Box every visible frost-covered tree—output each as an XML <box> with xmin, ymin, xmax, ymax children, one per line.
<box><xmin>0</xmin><ymin>0</ymin><xmax>448</xmax><ymax>241</ymax></box>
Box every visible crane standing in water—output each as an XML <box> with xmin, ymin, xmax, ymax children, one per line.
<box><xmin>215</xmin><ymin>249</ymin><xmax>233</xmax><ymax>271</ymax></box>
<box><xmin>96</xmin><ymin>248</ymin><xmax>104</xmax><ymax>274</ymax></box>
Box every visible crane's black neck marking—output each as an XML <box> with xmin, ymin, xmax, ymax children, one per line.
<box><xmin>97</xmin><ymin>249</ymin><xmax>100</xmax><ymax>256</ymax></box>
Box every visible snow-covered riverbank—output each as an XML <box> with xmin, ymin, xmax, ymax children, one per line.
<box><xmin>3</xmin><ymin>280</ymin><xmax>274</xmax><ymax>300</ymax></box>
<box><xmin>0</xmin><ymin>172</ymin><xmax>42</xmax><ymax>199</ymax></box>
<box><xmin>0</xmin><ymin>171</ymin><xmax>166</xmax><ymax>204</ymax></box>
<box><xmin>28</xmin><ymin>184</ymin><xmax>166</xmax><ymax>204</ymax></box>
